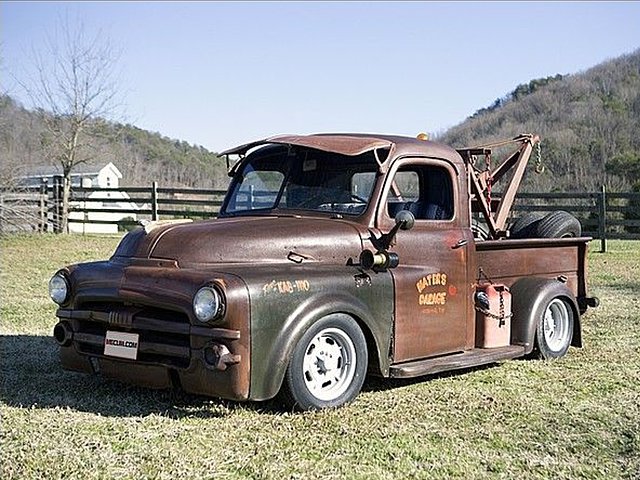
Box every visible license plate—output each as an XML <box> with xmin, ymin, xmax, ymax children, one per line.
<box><xmin>104</xmin><ymin>331</ymin><xmax>139</xmax><ymax>360</ymax></box>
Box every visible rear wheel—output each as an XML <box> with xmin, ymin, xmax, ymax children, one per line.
<box><xmin>281</xmin><ymin>314</ymin><xmax>367</xmax><ymax>411</ymax></box>
<box><xmin>533</xmin><ymin>297</ymin><xmax>574</xmax><ymax>359</ymax></box>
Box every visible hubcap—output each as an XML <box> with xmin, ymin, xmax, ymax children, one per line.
<box><xmin>302</xmin><ymin>327</ymin><xmax>356</xmax><ymax>401</ymax></box>
<box><xmin>543</xmin><ymin>299</ymin><xmax>570</xmax><ymax>352</ymax></box>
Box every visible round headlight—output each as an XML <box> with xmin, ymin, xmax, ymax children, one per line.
<box><xmin>49</xmin><ymin>273</ymin><xmax>69</xmax><ymax>305</ymax></box>
<box><xmin>193</xmin><ymin>286</ymin><xmax>224</xmax><ymax>323</ymax></box>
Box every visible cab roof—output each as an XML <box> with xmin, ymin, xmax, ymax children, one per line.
<box><xmin>220</xmin><ymin>133</ymin><xmax>463</xmax><ymax>167</ymax></box>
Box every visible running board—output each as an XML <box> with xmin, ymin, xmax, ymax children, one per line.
<box><xmin>389</xmin><ymin>345</ymin><xmax>526</xmax><ymax>378</ymax></box>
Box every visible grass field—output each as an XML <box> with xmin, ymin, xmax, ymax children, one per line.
<box><xmin>1</xmin><ymin>234</ymin><xmax>638</xmax><ymax>479</ymax></box>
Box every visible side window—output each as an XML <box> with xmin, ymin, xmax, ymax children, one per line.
<box><xmin>351</xmin><ymin>171</ymin><xmax>376</xmax><ymax>200</ymax></box>
<box><xmin>387</xmin><ymin>165</ymin><xmax>454</xmax><ymax>220</ymax></box>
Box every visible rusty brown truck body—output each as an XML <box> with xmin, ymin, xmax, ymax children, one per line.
<box><xmin>49</xmin><ymin>134</ymin><xmax>598</xmax><ymax>410</ymax></box>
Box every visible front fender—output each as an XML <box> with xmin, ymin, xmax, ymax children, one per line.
<box><xmin>510</xmin><ymin>276</ymin><xmax>582</xmax><ymax>354</ymax></box>
<box><xmin>243</xmin><ymin>268</ymin><xmax>394</xmax><ymax>401</ymax></box>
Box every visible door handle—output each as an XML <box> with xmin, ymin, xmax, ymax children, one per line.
<box><xmin>452</xmin><ymin>238</ymin><xmax>468</xmax><ymax>249</ymax></box>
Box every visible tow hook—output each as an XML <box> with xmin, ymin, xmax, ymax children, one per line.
<box><xmin>53</xmin><ymin>321</ymin><xmax>73</xmax><ymax>347</ymax></box>
<box><xmin>578</xmin><ymin>296</ymin><xmax>600</xmax><ymax>310</ymax></box>
<box><xmin>203</xmin><ymin>343</ymin><xmax>240</xmax><ymax>371</ymax></box>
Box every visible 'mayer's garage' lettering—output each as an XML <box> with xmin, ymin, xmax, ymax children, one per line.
<box><xmin>419</xmin><ymin>291</ymin><xmax>447</xmax><ymax>306</ymax></box>
<box><xmin>416</xmin><ymin>272</ymin><xmax>448</xmax><ymax>306</ymax></box>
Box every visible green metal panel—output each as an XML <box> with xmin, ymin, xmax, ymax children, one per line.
<box><xmin>229</xmin><ymin>264</ymin><xmax>394</xmax><ymax>400</ymax></box>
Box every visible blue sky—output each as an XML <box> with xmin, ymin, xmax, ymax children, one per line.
<box><xmin>2</xmin><ymin>1</ymin><xmax>640</xmax><ymax>152</ymax></box>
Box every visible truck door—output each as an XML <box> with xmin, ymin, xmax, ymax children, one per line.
<box><xmin>379</xmin><ymin>159</ymin><xmax>472</xmax><ymax>363</ymax></box>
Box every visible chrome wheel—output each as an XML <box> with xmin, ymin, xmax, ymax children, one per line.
<box><xmin>543</xmin><ymin>298</ymin><xmax>571</xmax><ymax>353</ymax></box>
<box><xmin>302</xmin><ymin>327</ymin><xmax>356</xmax><ymax>401</ymax></box>
<box><xmin>282</xmin><ymin>314</ymin><xmax>367</xmax><ymax>410</ymax></box>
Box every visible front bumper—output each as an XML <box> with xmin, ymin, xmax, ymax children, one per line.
<box><xmin>54</xmin><ymin>306</ymin><xmax>247</xmax><ymax>400</ymax></box>
<box><xmin>55</xmin><ymin>308</ymin><xmax>241</xmax><ymax>369</ymax></box>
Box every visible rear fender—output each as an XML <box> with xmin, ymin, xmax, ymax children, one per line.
<box><xmin>510</xmin><ymin>277</ymin><xmax>582</xmax><ymax>354</ymax></box>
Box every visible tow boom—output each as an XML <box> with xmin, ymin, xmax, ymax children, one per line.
<box><xmin>457</xmin><ymin>134</ymin><xmax>541</xmax><ymax>239</ymax></box>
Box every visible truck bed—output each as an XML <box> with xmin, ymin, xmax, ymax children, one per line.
<box><xmin>475</xmin><ymin>237</ymin><xmax>590</xmax><ymax>302</ymax></box>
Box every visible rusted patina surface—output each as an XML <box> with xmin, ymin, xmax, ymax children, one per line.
<box><xmin>56</xmin><ymin>259</ymin><xmax>252</xmax><ymax>399</ymax></box>
<box><xmin>50</xmin><ymin>133</ymin><xmax>596</xmax><ymax>409</ymax></box>
<box><xmin>220</xmin><ymin>134</ymin><xmax>394</xmax><ymax>157</ymax></box>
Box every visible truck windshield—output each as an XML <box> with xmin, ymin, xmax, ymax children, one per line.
<box><xmin>221</xmin><ymin>146</ymin><xmax>379</xmax><ymax>216</ymax></box>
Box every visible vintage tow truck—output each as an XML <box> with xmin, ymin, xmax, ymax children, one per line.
<box><xmin>49</xmin><ymin>133</ymin><xmax>598</xmax><ymax>410</ymax></box>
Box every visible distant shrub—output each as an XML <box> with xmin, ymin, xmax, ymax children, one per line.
<box><xmin>117</xmin><ymin>216</ymin><xmax>138</xmax><ymax>232</ymax></box>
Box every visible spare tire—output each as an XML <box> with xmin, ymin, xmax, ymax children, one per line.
<box><xmin>534</xmin><ymin>211</ymin><xmax>581</xmax><ymax>238</ymax></box>
<box><xmin>510</xmin><ymin>212</ymin><xmax>545</xmax><ymax>239</ymax></box>
<box><xmin>472</xmin><ymin>219</ymin><xmax>491</xmax><ymax>241</ymax></box>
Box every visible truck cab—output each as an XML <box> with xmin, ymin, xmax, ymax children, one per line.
<box><xmin>50</xmin><ymin>134</ymin><xmax>596</xmax><ymax>410</ymax></box>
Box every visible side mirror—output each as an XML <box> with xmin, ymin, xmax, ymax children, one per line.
<box><xmin>395</xmin><ymin>210</ymin><xmax>415</xmax><ymax>231</ymax></box>
<box><xmin>368</xmin><ymin>209</ymin><xmax>415</xmax><ymax>254</ymax></box>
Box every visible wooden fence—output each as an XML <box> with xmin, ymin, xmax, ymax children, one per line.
<box><xmin>0</xmin><ymin>181</ymin><xmax>226</xmax><ymax>235</ymax></box>
<box><xmin>510</xmin><ymin>187</ymin><xmax>640</xmax><ymax>252</ymax></box>
<box><xmin>67</xmin><ymin>182</ymin><xmax>227</xmax><ymax>226</ymax></box>
<box><xmin>1</xmin><ymin>181</ymin><xmax>638</xmax><ymax>252</ymax></box>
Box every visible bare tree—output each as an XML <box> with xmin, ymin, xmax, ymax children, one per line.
<box><xmin>21</xmin><ymin>19</ymin><xmax>123</xmax><ymax>232</ymax></box>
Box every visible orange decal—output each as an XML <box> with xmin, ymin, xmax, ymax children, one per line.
<box><xmin>419</xmin><ymin>292</ymin><xmax>447</xmax><ymax>306</ymax></box>
<box><xmin>416</xmin><ymin>272</ymin><xmax>451</xmax><ymax>311</ymax></box>
<box><xmin>416</xmin><ymin>272</ymin><xmax>448</xmax><ymax>293</ymax></box>
<box><xmin>263</xmin><ymin>279</ymin><xmax>310</xmax><ymax>295</ymax></box>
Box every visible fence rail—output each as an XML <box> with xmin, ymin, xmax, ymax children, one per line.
<box><xmin>1</xmin><ymin>181</ymin><xmax>638</xmax><ymax>252</ymax></box>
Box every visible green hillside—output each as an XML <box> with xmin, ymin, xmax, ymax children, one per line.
<box><xmin>438</xmin><ymin>50</ymin><xmax>640</xmax><ymax>193</ymax></box>
<box><xmin>0</xmin><ymin>95</ymin><xmax>228</xmax><ymax>189</ymax></box>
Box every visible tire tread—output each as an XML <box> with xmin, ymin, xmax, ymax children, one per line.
<box><xmin>534</xmin><ymin>210</ymin><xmax>581</xmax><ymax>238</ymax></box>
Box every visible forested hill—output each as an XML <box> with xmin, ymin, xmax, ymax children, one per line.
<box><xmin>0</xmin><ymin>94</ymin><xmax>229</xmax><ymax>189</ymax></box>
<box><xmin>3</xmin><ymin>50</ymin><xmax>639</xmax><ymax>193</ymax></box>
<box><xmin>438</xmin><ymin>50</ymin><xmax>640</xmax><ymax>193</ymax></box>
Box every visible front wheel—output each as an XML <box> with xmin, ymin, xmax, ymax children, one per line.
<box><xmin>281</xmin><ymin>314</ymin><xmax>367</xmax><ymax>411</ymax></box>
<box><xmin>534</xmin><ymin>297</ymin><xmax>574</xmax><ymax>359</ymax></box>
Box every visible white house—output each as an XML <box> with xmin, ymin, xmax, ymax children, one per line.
<box><xmin>21</xmin><ymin>162</ymin><xmax>139</xmax><ymax>234</ymax></box>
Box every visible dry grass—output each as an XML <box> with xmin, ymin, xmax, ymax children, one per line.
<box><xmin>1</xmin><ymin>234</ymin><xmax>638</xmax><ymax>479</ymax></box>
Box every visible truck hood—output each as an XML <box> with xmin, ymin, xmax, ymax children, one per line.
<box><xmin>114</xmin><ymin>216</ymin><xmax>367</xmax><ymax>267</ymax></box>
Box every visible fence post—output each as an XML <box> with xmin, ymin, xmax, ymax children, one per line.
<box><xmin>52</xmin><ymin>177</ymin><xmax>58</xmax><ymax>233</ymax></box>
<box><xmin>52</xmin><ymin>175</ymin><xmax>63</xmax><ymax>233</ymax></box>
<box><xmin>151</xmin><ymin>181</ymin><xmax>159</xmax><ymax>221</ymax></box>
<box><xmin>39</xmin><ymin>180</ymin><xmax>46</xmax><ymax>233</ymax></box>
<box><xmin>598</xmin><ymin>185</ymin><xmax>607</xmax><ymax>253</ymax></box>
